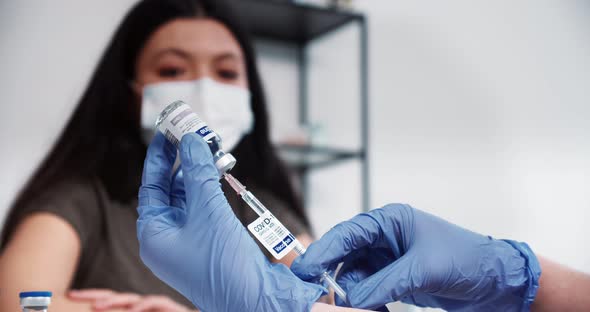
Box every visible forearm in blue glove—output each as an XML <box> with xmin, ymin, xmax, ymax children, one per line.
<box><xmin>291</xmin><ymin>204</ymin><xmax>541</xmax><ymax>312</ymax></box>
<box><xmin>137</xmin><ymin>132</ymin><xmax>325</xmax><ymax>312</ymax></box>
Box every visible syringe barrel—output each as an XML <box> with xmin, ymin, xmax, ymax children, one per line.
<box><xmin>323</xmin><ymin>273</ymin><xmax>348</xmax><ymax>303</ymax></box>
<box><xmin>292</xmin><ymin>242</ymin><xmax>307</xmax><ymax>256</ymax></box>
<box><xmin>241</xmin><ymin>191</ymin><xmax>268</xmax><ymax>216</ymax></box>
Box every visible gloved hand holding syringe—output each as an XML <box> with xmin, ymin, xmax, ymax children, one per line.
<box><xmin>155</xmin><ymin>100</ymin><xmax>347</xmax><ymax>303</ymax></box>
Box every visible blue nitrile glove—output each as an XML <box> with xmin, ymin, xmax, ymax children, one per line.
<box><xmin>137</xmin><ymin>132</ymin><xmax>325</xmax><ymax>312</ymax></box>
<box><xmin>291</xmin><ymin>204</ymin><xmax>541</xmax><ymax>312</ymax></box>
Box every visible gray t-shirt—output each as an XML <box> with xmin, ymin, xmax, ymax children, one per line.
<box><xmin>5</xmin><ymin>176</ymin><xmax>307</xmax><ymax>308</ymax></box>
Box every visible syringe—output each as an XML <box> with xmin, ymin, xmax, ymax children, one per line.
<box><xmin>223</xmin><ymin>173</ymin><xmax>348</xmax><ymax>303</ymax></box>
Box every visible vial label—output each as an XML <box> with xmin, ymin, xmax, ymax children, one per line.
<box><xmin>247</xmin><ymin>211</ymin><xmax>296</xmax><ymax>260</ymax></box>
<box><xmin>157</xmin><ymin>101</ymin><xmax>216</xmax><ymax>146</ymax></box>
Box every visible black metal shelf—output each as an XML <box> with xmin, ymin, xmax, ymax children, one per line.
<box><xmin>227</xmin><ymin>0</ymin><xmax>364</xmax><ymax>44</ymax></box>
<box><xmin>228</xmin><ymin>0</ymin><xmax>370</xmax><ymax>212</ymax></box>
<box><xmin>277</xmin><ymin>144</ymin><xmax>363</xmax><ymax>171</ymax></box>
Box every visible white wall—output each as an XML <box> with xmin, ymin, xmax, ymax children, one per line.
<box><xmin>260</xmin><ymin>0</ymin><xmax>590</xmax><ymax>275</ymax></box>
<box><xmin>1</xmin><ymin>0</ymin><xmax>589</xmax><ymax>288</ymax></box>
<box><xmin>357</xmin><ymin>0</ymin><xmax>590</xmax><ymax>273</ymax></box>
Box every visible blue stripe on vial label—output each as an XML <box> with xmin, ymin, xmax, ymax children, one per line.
<box><xmin>273</xmin><ymin>241</ymin><xmax>287</xmax><ymax>254</ymax></box>
<box><xmin>195</xmin><ymin>126</ymin><xmax>213</xmax><ymax>138</ymax></box>
<box><xmin>283</xmin><ymin>234</ymin><xmax>294</xmax><ymax>246</ymax></box>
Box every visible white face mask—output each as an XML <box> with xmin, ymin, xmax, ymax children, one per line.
<box><xmin>141</xmin><ymin>78</ymin><xmax>253</xmax><ymax>151</ymax></box>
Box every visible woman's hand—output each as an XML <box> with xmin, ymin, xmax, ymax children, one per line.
<box><xmin>68</xmin><ymin>289</ymin><xmax>195</xmax><ymax>312</ymax></box>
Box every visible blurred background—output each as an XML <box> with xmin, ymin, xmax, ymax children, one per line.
<box><xmin>1</xmin><ymin>0</ymin><xmax>589</xmax><ymax>308</ymax></box>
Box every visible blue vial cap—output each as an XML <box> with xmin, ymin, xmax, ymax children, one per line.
<box><xmin>19</xmin><ymin>291</ymin><xmax>52</xmax><ymax>298</ymax></box>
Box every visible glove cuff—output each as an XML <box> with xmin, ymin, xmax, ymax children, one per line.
<box><xmin>294</xmin><ymin>283</ymin><xmax>326</xmax><ymax>312</ymax></box>
<box><xmin>502</xmin><ymin>240</ymin><xmax>542</xmax><ymax>312</ymax></box>
<box><xmin>268</xmin><ymin>263</ymin><xmax>327</xmax><ymax>312</ymax></box>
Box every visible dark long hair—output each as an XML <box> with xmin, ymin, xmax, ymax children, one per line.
<box><xmin>2</xmin><ymin>0</ymin><xmax>308</xmax><ymax>242</ymax></box>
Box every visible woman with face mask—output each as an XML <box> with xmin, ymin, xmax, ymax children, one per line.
<box><xmin>0</xmin><ymin>0</ymin><xmax>313</xmax><ymax>311</ymax></box>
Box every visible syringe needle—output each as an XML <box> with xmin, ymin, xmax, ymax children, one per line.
<box><xmin>223</xmin><ymin>173</ymin><xmax>246</xmax><ymax>195</ymax></box>
<box><xmin>323</xmin><ymin>272</ymin><xmax>348</xmax><ymax>304</ymax></box>
<box><xmin>223</xmin><ymin>173</ymin><xmax>267</xmax><ymax>216</ymax></box>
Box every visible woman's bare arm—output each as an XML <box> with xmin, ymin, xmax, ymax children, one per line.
<box><xmin>532</xmin><ymin>256</ymin><xmax>590</xmax><ymax>311</ymax></box>
<box><xmin>0</xmin><ymin>213</ymin><xmax>126</xmax><ymax>312</ymax></box>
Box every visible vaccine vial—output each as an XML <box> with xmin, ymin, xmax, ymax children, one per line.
<box><xmin>155</xmin><ymin>100</ymin><xmax>236</xmax><ymax>175</ymax></box>
<box><xmin>20</xmin><ymin>291</ymin><xmax>52</xmax><ymax>312</ymax></box>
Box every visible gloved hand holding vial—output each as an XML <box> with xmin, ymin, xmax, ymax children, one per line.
<box><xmin>154</xmin><ymin>100</ymin><xmax>347</xmax><ymax>301</ymax></box>
<box><xmin>136</xmin><ymin>100</ymin><xmax>340</xmax><ymax>311</ymax></box>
